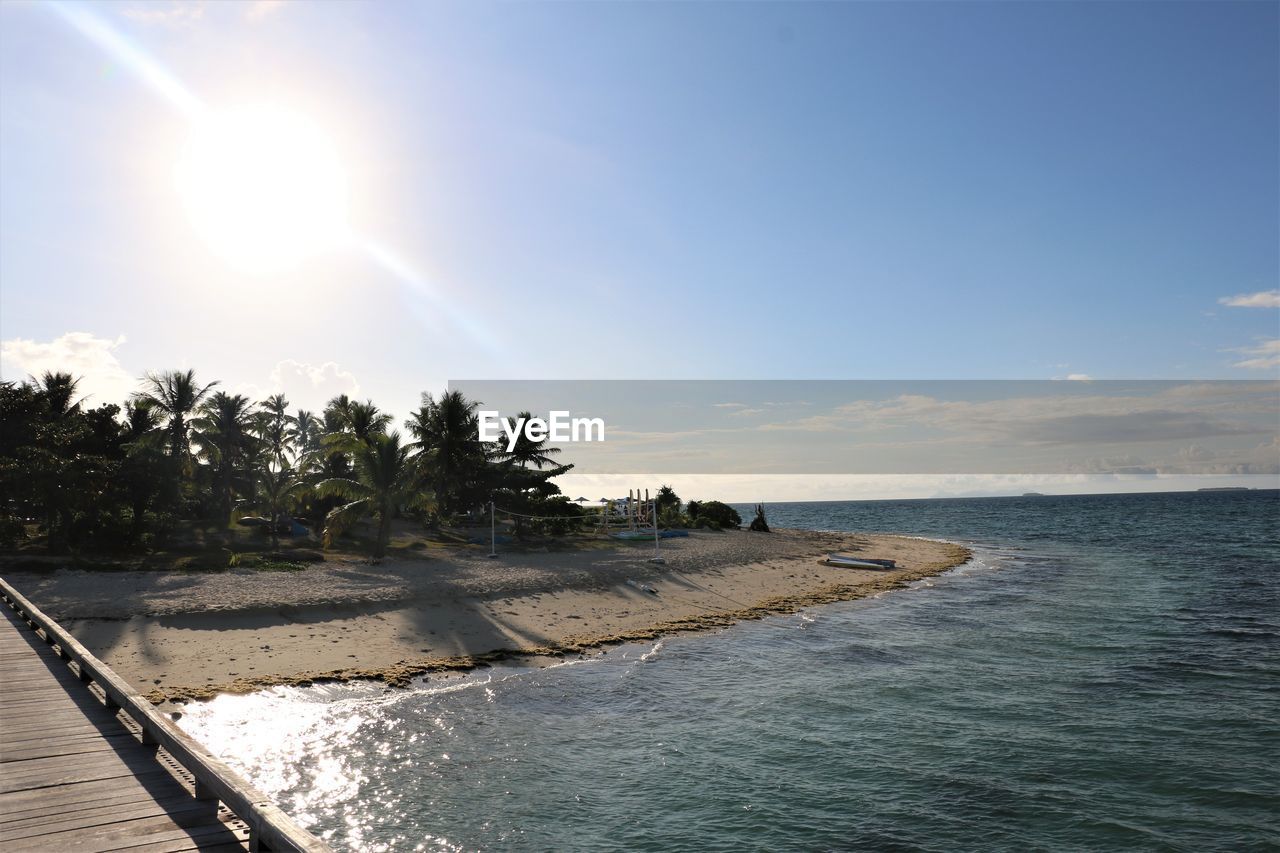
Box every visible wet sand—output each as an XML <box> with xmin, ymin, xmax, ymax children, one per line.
<box><xmin>2</xmin><ymin>529</ymin><xmax>970</xmax><ymax>703</ymax></box>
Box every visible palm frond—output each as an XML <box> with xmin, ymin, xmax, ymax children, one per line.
<box><xmin>314</xmin><ymin>477</ymin><xmax>372</xmax><ymax>501</ymax></box>
<box><xmin>322</xmin><ymin>499</ymin><xmax>371</xmax><ymax>548</ymax></box>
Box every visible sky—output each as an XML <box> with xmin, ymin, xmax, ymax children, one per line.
<box><xmin>1</xmin><ymin>0</ymin><xmax>1277</xmax><ymax>489</ymax></box>
<box><xmin>463</xmin><ymin>379</ymin><xmax>1279</xmax><ymax>500</ymax></box>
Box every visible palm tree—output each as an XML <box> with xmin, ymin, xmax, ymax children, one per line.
<box><xmin>254</xmin><ymin>393</ymin><xmax>294</xmax><ymax>466</ymax></box>
<box><xmin>346</xmin><ymin>400</ymin><xmax>391</xmax><ymax>444</ymax></box>
<box><xmin>255</xmin><ymin>464</ymin><xmax>310</xmax><ymax>552</ymax></box>
<box><xmin>500</xmin><ymin>411</ymin><xmax>563</xmax><ymax>469</ymax></box>
<box><xmin>135</xmin><ymin>369</ymin><xmax>218</xmax><ymax>465</ymax></box>
<box><xmin>322</xmin><ymin>399</ymin><xmax>391</xmax><ymax>458</ymax></box>
<box><xmin>32</xmin><ymin>371</ymin><xmax>82</xmax><ymax>418</ymax></box>
<box><xmin>315</xmin><ymin>431</ymin><xmax>432</xmax><ymax>559</ymax></box>
<box><xmin>120</xmin><ymin>399</ymin><xmax>165</xmax><ymax>542</ymax></box>
<box><xmin>324</xmin><ymin>394</ymin><xmax>354</xmax><ymax>429</ymax></box>
<box><xmin>406</xmin><ymin>390</ymin><xmax>486</xmax><ymax>517</ymax></box>
<box><xmin>192</xmin><ymin>392</ymin><xmax>256</xmax><ymax>522</ymax></box>
<box><xmin>655</xmin><ymin>484</ymin><xmax>681</xmax><ymax>512</ymax></box>
<box><xmin>289</xmin><ymin>409</ymin><xmax>322</xmax><ymax>467</ymax></box>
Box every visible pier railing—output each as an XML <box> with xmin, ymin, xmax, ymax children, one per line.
<box><xmin>0</xmin><ymin>575</ymin><xmax>331</xmax><ymax>853</ymax></box>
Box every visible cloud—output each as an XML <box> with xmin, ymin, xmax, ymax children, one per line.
<box><xmin>1069</xmin><ymin>454</ymin><xmax>1158</xmax><ymax>475</ymax></box>
<box><xmin>245</xmin><ymin>1</ymin><xmax>287</xmax><ymax>21</ymax></box>
<box><xmin>1008</xmin><ymin>411</ymin><xmax>1257</xmax><ymax>445</ymax></box>
<box><xmin>1066</xmin><ymin>373</ymin><xmax>1092</xmax><ymax>381</ymax></box>
<box><xmin>118</xmin><ymin>2</ymin><xmax>205</xmax><ymax>26</ymax></box>
<box><xmin>1219</xmin><ymin>290</ymin><xmax>1280</xmax><ymax>309</ymax></box>
<box><xmin>1</xmin><ymin>332</ymin><xmax>137</xmax><ymax>406</ymax></box>
<box><xmin>233</xmin><ymin>360</ymin><xmax>361</xmax><ymax>413</ymax></box>
<box><xmin>1231</xmin><ymin>339</ymin><xmax>1280</xmax><ymax>370</ymax></box>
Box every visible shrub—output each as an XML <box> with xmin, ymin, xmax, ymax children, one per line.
<box><xmin>658</xmin><ymin>506</ymin><xmax>687</xmax><ymax>529</ymax></box>
<box><xmin>695</xmin><ymin>500</ymin><xmax>741</xmax><ymax>529</ymax></box>
<box><xmin>655</xmin><ymin>484</ymin><xmax>681</xmax><ymax>514</ymax></box>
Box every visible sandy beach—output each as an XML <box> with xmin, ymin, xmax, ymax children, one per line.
<box><xmin>2</xmin><ymin>529</ymin><xmax>969</xmax><ymax>703</ymax></box>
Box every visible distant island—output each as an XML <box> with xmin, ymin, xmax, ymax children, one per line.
<box><xmin>1197</xmin><ymin>486</ymin><xmax>1252</xmax><ymax>492</ymax></box>
<box><xmin>1022</xmin><ymin>492</ymin><xmax>1045</xmax><ymax>497</ymax></box>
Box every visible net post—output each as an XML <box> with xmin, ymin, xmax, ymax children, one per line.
<box><xmin>488</xmin><ymin>500</ymin><xmax>499</xmax><ymax>558</ymax></box>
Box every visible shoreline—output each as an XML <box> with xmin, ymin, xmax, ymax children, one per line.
<box><xmin>2</xmin><ymin>529</ymin><xmax>971</xmax><ymax>704</ymax></box>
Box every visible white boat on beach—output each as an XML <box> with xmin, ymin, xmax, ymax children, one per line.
<box><xmin>823</xmin><ymin>553</ymin><xmax>897</xmax><ymax>570</ymax></box>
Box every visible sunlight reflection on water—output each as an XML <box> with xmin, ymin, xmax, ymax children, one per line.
<box><xmin>177</xmin><ymin>492</ymin><xmax>1279</xmax><ymax>851</ymax></box>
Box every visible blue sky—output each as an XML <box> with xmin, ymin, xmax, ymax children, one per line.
<box><xmin>1</xmin><ymin>0</ymin><xmax>1277</xmax><ymax>417</ymax></box>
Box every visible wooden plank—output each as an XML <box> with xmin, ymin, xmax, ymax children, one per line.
<box><xmin>0</xmin><ymin>760</ymin><xmax>183</xmax><ymax>795</ymax></box>
<box><xmin>8</xmin><ymin>811</ymin><xmax>248</xmax><ymax>853</ymax></box>
<box><xmin>1</xmin><ymin>746</ymin><xmax>176</xmax><ymax>781</ymax></box>
<box><xmin>0</xmin><ymin>716</ymin><xmax>124</xmax><ymax>738</ymax></box>
<box><xmin>2</xmin><ymin>793</ymin><xmax>221</xmax><ymax>839</ymax></box>
<box><xmin>0</xmin><ymin>775</ymin><xmax>194</xmax><ymax>817</ymax></box>
<box><xmin>1</xmin><ymin>717</ymin><xmax>131</xmax><ymax>737</ymax></box>
<box><xmin>1</xmin><ymin>733</ymin><xmax>145</xmax><ymax>762</ymax></box>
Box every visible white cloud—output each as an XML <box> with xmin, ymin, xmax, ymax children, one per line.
<box><xmin>1219</xmin><ymin>290</ymin><xmax>1280</xmax><ymax>309</ymax></box>
<box><xmin>245</xmin><ymin>1</ymin><xmax>286</xmax><ymax>21</ymax></box>
<box><xmin>1231</xmin><ymin>339</ymin><xmax>1280</xmax><ymax>370</ymax></box>
<box><xmin>234</xmin><ymin>359</ymin><xmax>361</xmax><ymax>413</ymax></box>
<box><xmin>1</xmin><ymin>332</ymin><xmax>137</xmax><ymax>406</ymax></box>
<box><xmin>118</xmin><ymin>2</ymin><xmax>205</xmax><ymax>27</ymax></box>
<box><xmin>1066</xmin><ymin>373</ymin><xmax>1092</xmax><ymax>381</ymax></box>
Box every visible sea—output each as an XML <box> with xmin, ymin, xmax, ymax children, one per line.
<box><xmin>178</xmin><ymin>490</ymin><xmax>1279</xmax><ymax>851</ymax></box>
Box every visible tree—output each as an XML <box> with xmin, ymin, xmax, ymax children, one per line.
<box><xmin>33</xmin><ymin>371</ymin><xmax>83</xmax><ymax>418</ymax></box>
<box><xmin>655</xmin><ymin>484</ymin><xmax>681</xmax><ymax>513</ymax></box>
<box><xmin>406</xmin><ymin>390</ymin><xmax>489</xmax><ymax>518</ymax></box>
<box><xmin>0</xmin><ymin>374</ymin><xmax>584</xmax><ymax>554</ymax></box>
<box><xmin>346</xmin><ymin>400</ymin><xmax>391</xmax><ymax>445</ymax></box>
<box><xmin>136</xmin><ymin>370</ymin><xmax>218</xmax><ymax>468</ymax></box>
<box><xmin>0</xmin><ymin>378</ymin><xmax>122</xmax><ymax>552</ymax></box>
<box><xmin>499</xmin><ymin>411</ymin><xmax>563</xmax><ymax>469</ymax></box>
<box><xmin>0</xmin><ymin>382</ymin><xmax>45</xmax><ymax>546</ymax></box>
<box><xmin>289</xmin><ymin>410</ymin><xmax>322</xmax><ymax>466</ymax></box>
<box><xmin>254</xmin><ymin>464</ymin><xmax>310</xmax><ymax>552</ymax></box>
<box><xmin>315</xmin><ymin>432</ymin><xmax>432</xmax><ymax>559</ymax></box>
<box><xmin>693</xmin><ymin>500</ymin><xmax>741</xmax><ymax>530</ymax></box>
<box><xmin>322</xmin><ymin>399</ymin><xmax>390</xmax><ymax>458</ymax></box>
<box><xmin>254</xmin><ymin>393</ymin><xmax>294</xmax><ymax>466</ymax></box>
<box><xmin>120</xmin><ymin>399</ymin><xmax>166</xmax><ymax>543</ymax></box>
<box><xmin>192</xmin><ymin>392</ymin><xmax>257</xmax><ymax>522</ymax></box>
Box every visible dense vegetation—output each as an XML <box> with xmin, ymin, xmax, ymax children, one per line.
<box><xmin>0</xmin><ymin>371</ymin><xmax>575</xmax><ymax>558</ymax></box>
<box><xmin>686</xmin><ymin>499</ymin><xmax>742</xmax><ymax>530</ymax></box>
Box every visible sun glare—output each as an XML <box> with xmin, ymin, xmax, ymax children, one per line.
<box><xmin>175</xmin><ymin>105</ymin><xmax>349</xmax><ymax>275</ymax></box>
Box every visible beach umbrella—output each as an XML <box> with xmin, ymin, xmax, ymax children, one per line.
<box><xmin>575</xmin><ymin>497</ymin><xmax>588</xmax><ymax>502</ymax></box>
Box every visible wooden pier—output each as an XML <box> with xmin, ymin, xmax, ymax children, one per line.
<box><xmin>0</xmin><ymin>577</ymin><xmax>330</xmax><ymax>852</ymax></box>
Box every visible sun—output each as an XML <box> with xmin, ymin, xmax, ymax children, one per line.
<box><xmin>175</xmin><ymin>105</ymin><xmax>349</xmax><ymax>275</ymax></box>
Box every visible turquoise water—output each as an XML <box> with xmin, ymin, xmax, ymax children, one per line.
<box><xmin>180</xmin><ymin>490</ymin><xmax>1279</xmax><ymax>851</ymax></box>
